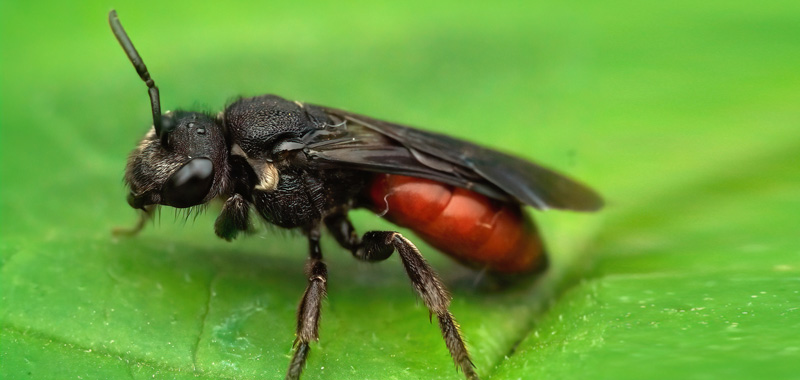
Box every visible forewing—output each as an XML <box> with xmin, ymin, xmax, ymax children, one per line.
<box><xmin>303</xmin><ymin>117</ymin><xmax>513</xmax><ymax>201</ymax></box>
<box><xmin>308</xmin><ymin>106</ymin><xmax>603</xmax><ymax>211</ymax></box>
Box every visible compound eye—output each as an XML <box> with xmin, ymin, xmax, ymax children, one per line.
<box><xmin>162</xmin><ymin>158</ymin><xmax>214</xmax><ymax>208</ymax></box>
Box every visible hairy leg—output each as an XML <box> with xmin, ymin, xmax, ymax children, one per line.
<box><xmin>285</xmin><ymin>229</ymin><xmax>327</xmax><ymax>380</ymax></box>
<box><xmin>325</xmin><ymin>215</ymin><xmax>479</xmax><ymax>380</ymax></box>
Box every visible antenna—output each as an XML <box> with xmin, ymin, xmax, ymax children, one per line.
<box><xmin>108</xmin><ymin>10</ymin><xmax>170</xmax><ymax>140</ymax></box>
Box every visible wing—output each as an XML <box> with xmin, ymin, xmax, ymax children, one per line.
<box><xmin>302</xmin><ymin>106</ymin><xmax>603</xmax><ymax>211</ymax></box>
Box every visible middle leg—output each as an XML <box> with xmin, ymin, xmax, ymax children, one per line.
<box><xmin>285</xmin><ymin>228</ymin><xmax>327</xmax><ymax>380</ymax></box>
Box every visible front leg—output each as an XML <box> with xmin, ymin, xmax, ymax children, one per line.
<box><xmin>286</xmin><ymin>228</ymin><xmax>327</xmax><ymax>380</ymax></box>
<box><xmin>325</xmin><ymin>215</ymin><xmax>479</xmax><ymax>380</ymax></box>
<box><xmin>214</xmin><ymin>194</ymin><xmax>251</xmax><ymax>241</ymax></box>
<box><xmin>112</xmin><ymin>205</ymin><xmax>156</xmax><ymax>237</ymax></box>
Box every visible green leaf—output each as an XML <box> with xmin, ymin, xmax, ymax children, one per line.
<box><xmin>2</xmin><ymin>1</ymin><xmax>798</xmax><ymax>380</ymax></box>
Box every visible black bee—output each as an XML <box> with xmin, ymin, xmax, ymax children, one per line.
<box><xmin>109</xmin><ymin>10</ymin><xmax>602</xmax><ymax>380</ymax></box>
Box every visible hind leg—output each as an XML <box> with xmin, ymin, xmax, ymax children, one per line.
<box><xmin>325</xmin><ymin>215</ymin><xmax>479</xmax><ymax>380</ymax></box>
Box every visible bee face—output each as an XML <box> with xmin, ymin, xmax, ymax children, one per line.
<box><xmin>124</xmin><ymin>111</ymin><xmax>229</xmax><ymax>209</ymax></box>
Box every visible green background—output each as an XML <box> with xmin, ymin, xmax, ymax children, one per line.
<box><xmin>2</xmin><ymin>1</ymin><xmax>798</xmax><ymax>379</ymax></box>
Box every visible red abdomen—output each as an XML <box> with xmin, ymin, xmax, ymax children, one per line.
<box><xmin>366</xmin><ymin>174</ymin><xmax>547</xmax><ymax>274</ymax></box>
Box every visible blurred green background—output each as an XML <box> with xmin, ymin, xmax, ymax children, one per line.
<box><xmin>1</xmin><ymin>1</ymin><xmax>798</xmax><ymax>379</ymax></box>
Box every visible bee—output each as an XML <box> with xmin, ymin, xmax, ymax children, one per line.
<box><xmin>109</xmin><ymin>10</ymin><xmax>602</xmax><ymax>380</ymax></box>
